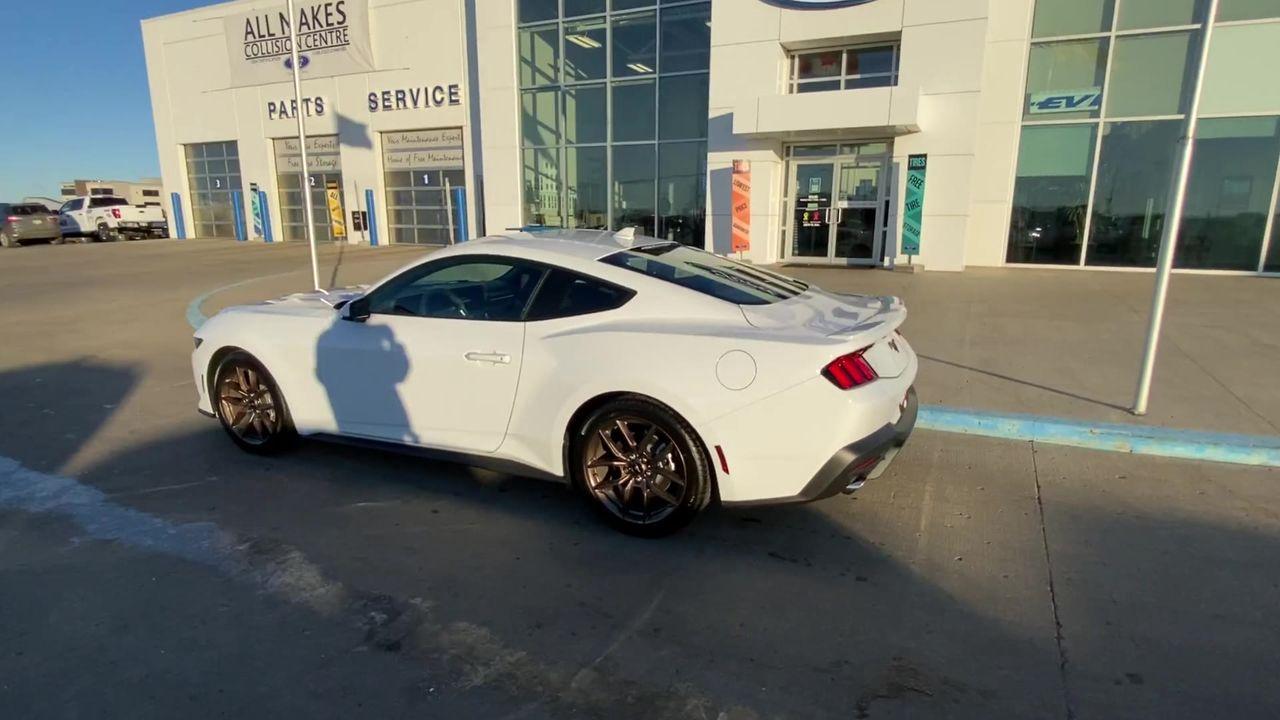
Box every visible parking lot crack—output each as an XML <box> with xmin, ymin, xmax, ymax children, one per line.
<box><xmin>1031</xmin><ymin>442</ymin><xmax>1076</xmax><ymax>720</ymax></box>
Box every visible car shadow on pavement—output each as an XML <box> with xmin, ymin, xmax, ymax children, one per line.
<box><xmin>2</xmin><ymin>361</ymin><xmax>1278</xmax><ymax>719</ymax></box>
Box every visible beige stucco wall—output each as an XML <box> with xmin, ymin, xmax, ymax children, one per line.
<box><xmin>143</xmin><ymin>0</ymin><xmax>477</xmax><ymax>242</ymax></box>
<box><xmin>708</xmin><ymin>0</ymin><xmax>1032</xmax><ymax>271</ymax></box>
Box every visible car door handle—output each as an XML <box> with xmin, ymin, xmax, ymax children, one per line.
<box><xmin>464</xmin><ymin>351</ymin><xmax>511</xmax><ymax>365</ymax></box>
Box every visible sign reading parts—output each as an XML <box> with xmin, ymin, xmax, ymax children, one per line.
<box><xmin>225</xmin><ymin>1</ymin><xmax>374</xmax><ymax>88</ymax></box>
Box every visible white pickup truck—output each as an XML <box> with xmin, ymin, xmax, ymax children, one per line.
<box><xmin>59</xmin><ymin>195</ymin><xmax>168</xmax><ymax>242</ymax></box>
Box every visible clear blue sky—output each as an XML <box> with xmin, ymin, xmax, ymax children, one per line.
<box><xmin>0</xmin><ymin>0</ymin><xmax>212</xmax><ymax>201</ymax></box>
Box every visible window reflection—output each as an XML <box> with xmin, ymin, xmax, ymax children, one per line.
<box><xmin>612</xmin><ymin>144</ymin><xmax>656</xmax><ymax>235</ymax></box>
<box><xmin>658</xmin><ymin>141</ymin><xmax>706</xmax><ymax>246</ymax></box>
<box><xmin>1177</xmin><ymin>117</ymin><xmax>1280</xmax><ymax>270</ymax></box>
<box><xmin>1087</xmin><ymin>120</ymin><xmax>1181</xmax><ymax>267</ymax></box>
<box><xmin>1007</xmin><ymin>125</ymin><xmax>1098</xmax><ymax>264</ymax></box>
<box><xmin>566</xmin><ymin>146</ymin><xmax>608</xmax><ymax>229</ymax></box>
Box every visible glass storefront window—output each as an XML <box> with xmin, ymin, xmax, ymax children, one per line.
<box><xmin>1024</xmin><ymin>39</ymin><xmax>1108</xmax><ymax>121</ymax></box>
<box><xmin>565</xmin><ymin>146</ymin><xmax>608</xmax><ymax>228</ymax></box>
<box><xmin>564</xmin><ymin>19</ymin><xmax>607</xmax><ymax>82</ymax></box>
<box><xmin>658</xmin><ymin>141</ymin><xmax>706</xmax><ymax>246</ymax></box>
<box><xmin>612</xmin><ymin>80</ymin><xmax>655</xmax><ymax>141</ymax></box>
<box><xmin>565</xmin><ymin>0</ymin><xmax>605</xmax><ymax>18</ymax></box>
<box><xmin>612</xmin><ymin>144</ymin><xmax>656</xmax><ymax>234</ymax></box>
<box><xmin>1006</xmin><ymin>124</ymin><xmax>1098</xmax><ymax>264</ymax></box>
<box><xmin>1106</xmin><ymin>32</ymin><xmax>1195</xmax><ymax>118</ymax></box>
<box><xmin>519</xmin><ymin>25</ymin><xmax>559</xmax><ymax>87</ymax></box>
<box><xmin>612</xmin><ymin>12</ymin><xmax>656</xmax><ymax>78</ymax></box>
<box><xmin>184</xmin><ymin>141</ymin><xmax>241</xmax><ymax>238</ymax></box>
<box><xmin>521</xmin><ymin>89</ymin><xmax>560</xmax><ymax>146</ymax></box>
<box><xmin>1218</xmin><ymin>0</ymin><xmax>1280</xmax><ymax>22</ymax></box>
<box><xmin>519</xmin><ymin>0</ymin><xmax>557</xmax><ymax>24</ymax></box>
<box><xmin>523</xmin><ymin>147</ymin><xmax>562</xmax><ymax>227</ymax></box>
<box><xmin>1032</xmin><ymin>0</ymin><xmax>1114</xmax><ymax>37</ymax></box>
<box><xmin>1116</xmin><ymin>0</ymin><xmax>1206</xmax><ymax>30</ymax></box>
<box><xmin>659</xmin><ymin>4</ymin><xmax>710</xmax><ymax>73</ymax></box>
<box><xmin>1177</xmin><ymin>117</ymin><xmax>1280</xmax><ymax>270</ymax></box>
<box><xmin>563</xmin><ymin>85</ymin><xmax>606</xmax><ymax>145</ymax></box>
<box><xmin>1266</xmin><ymin>200</ymin><xmax>1280</xmax><ymax>272</ymax></box>
<box><xmin>658</xmin><ymin>74</ymin><xmax>708</xmax><ymax>140</ymax></box>
<box><xmin>519</xmin><ymin>0</ymin><xmax>708</xmax><ymax>240</ymax></box>
<box><xmin>1086</xmin><ymin>120</ymin><xmax>1181</xmax><ymax>267</ymax></box>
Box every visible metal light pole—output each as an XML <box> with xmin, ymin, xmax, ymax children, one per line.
<box><xmin>1132</xmin><ymin>0</ymin><xmax>1219</xmax><ymax>415</ymax></box>
<box><xmin>286</xmin><ymin>0</ymin><xmax>323</xmax><ymax>292</ymax></box>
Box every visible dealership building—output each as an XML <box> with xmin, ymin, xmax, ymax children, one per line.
<box><xmin>143</xmin><ymin>0</ymin><xmax>1280</xmax><ymax>274</ymax></box>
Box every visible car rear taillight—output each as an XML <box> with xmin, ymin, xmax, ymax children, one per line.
<box><xmin>111</xmin><ymin>208</ymin><xmax>122</xmax><ymax>219</ymax></box>
<box><xmin>5</xmin><ymin>216</ymin><xmax>17</xmax><ymax>222</ymax></box>
<box><xmin>822</xmin><ymin>347</ymin><xmax>878</xmax><ymax>390</ymax></box>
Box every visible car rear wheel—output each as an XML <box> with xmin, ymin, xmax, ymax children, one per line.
<box><xmin>0</xmin><ymin>231</ymin><xmax>15</xmax><ymax>248</ymax></box>
<box><xmin>570</xmin><ymin>397</ymin><xmax>712</xmax><ymax>537</ymax></box>
<box><xmin>213</xmin><ymin>352</ymin><xmax>296</xmax><ymax>455</ymax></box>
<box><xmin>96</xmin><ymin>224</ymin><xmax>116</xmax><ymax>242</ymax></box>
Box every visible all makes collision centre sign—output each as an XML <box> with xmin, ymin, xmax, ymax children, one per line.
<box><xmin>224</xmin><ymin>1</ymin><xmax>374</xmax><ymax>88</ymax></box>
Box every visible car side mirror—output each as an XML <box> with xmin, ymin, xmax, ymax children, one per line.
<box><xmin>339</xmin><ymin>296</ymin><xmax>371</xmax><ymax>322</ymax></box>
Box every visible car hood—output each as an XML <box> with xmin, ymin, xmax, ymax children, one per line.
<box><xmin>264</xmin><ymin>286</ymin><xmax>367</xmax><ymax>309</ymax></box>
<box><xmin>739</xmin><ymin>288</ymin><xmax>906</xmax><ymax>338</ymax></box>
<box><xmin>214</xmin><ymin>286</ymin><xmax>368</xmax><ymax>320</ymax></box>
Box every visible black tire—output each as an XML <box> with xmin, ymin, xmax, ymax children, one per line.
<box><xmin>96</xmin><ymin>224</ymin><xmax>116</xmax><ymax>242</ymax></box>
<box><xmin>0</xmin><ymin>231</ymin><xmax>15</xmax><ymax>248</ymax></box>
<box><xmin>212</xmin><ymin>352</ymin><xmax>296</xmax><ymax>455</ymax></box>
<box><xmin>569</xmin><ymin>397</ymin><xmax>713</xmax><ymax>537</ymax></box>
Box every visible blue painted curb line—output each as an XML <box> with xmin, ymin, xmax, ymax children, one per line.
<box><xmin>185</xmin><ymin>271</ymin><xmax>300</xmax><ymax>330</ymax></box>
<box><xmin>918</xmin><ymin>405</ymin><xmax>1280</xmax><ymax>468</ymax></box>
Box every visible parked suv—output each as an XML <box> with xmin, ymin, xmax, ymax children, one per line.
<box><xmin>1</xmin><ymin>203</ymin><xmax>63</xmax><ymax>247</ymax></box>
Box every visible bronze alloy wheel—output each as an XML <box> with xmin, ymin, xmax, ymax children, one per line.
<box><xmin>217</xmin><ymin>362</ymin><xmax>283</xmax><ymax>446</ymax></box>
<box><xmin>582</xmin><ymin>415</ymin><xmax>689</xmax><ymax>525</ymax></box>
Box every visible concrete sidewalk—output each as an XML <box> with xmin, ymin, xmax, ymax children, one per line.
<box><xmin>779</xmin><ymin>265</ymin><xmax>1280</xmax><ymax>438</ymax></box>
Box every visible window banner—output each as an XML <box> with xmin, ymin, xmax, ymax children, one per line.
<box><xmin>225</xmin><ymin>1</ymin><xmax>374</xmax><ymax>88</ymax></box>
<box><xmin>731</xmin><ymin>160</ymin><xmax>751</xmax><ymax>253</ymax></box>
<box><xmin>901</xmin><ymin>154</ymin><xmax>927</xmax><ymax>256</ymax></box>
<box><xmin>326</xmin><ymin>182</ymin><xmax>346</xmax><ymax>238</ymax></box>
<box><xmin>249</xmin><ymin>182</ymin><xmax>264</xmax><ymax>239</ymax></box>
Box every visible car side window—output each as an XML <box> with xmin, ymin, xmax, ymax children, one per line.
<box><xmin>367</xmin><ymin>258</ymin><xmax>546</xmax><ymax>321</ymax></box>
<box><xmin>61</xmin><ymin>199</ymin><xmax>84</xmax><ymax>213</ymax></box>
<box><xmin>525</xmin><ymin>269</ymin><xmax>635</xmax><ymax>321</ymax></box>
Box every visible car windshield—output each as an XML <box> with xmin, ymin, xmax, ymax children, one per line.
<box><xmin>600</xmin><ymin>243</ymin><xmax>808</xmax><ymax>306</ymax></box>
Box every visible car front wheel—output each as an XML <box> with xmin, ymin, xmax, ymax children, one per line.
<box><xmin>570</xmin><ymin>397</ymin><xmax>713</xmax><ymax>537</ymax></box>
<box><xmin>0</xmin><ymin>231</ymin><xmax>15</xmax><ymax>248</ymax></box>
<box><xmin>213</xmin><ymin>352</ymin><xmax>296</xmax><ymax>455</ymax></box>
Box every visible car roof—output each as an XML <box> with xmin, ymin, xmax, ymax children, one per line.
<box><xmin>436</xmin><ymin>229</ymin><xmax>680</xmax><ymax>272</ymax></box>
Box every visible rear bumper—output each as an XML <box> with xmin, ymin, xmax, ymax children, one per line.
<box><xmin>797</xmin><ymin>386</ymin><xmax>917</xmax><ymax>501</ymax></box>
<box><xmin>722</xmin><ymin>386</ymin><xmax>918</xmax><ymax>507</ymax></box>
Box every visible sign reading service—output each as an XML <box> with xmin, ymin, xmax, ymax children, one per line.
<box><xmin>225</xmin><ymin>1</ymin><xmax>374</xmax><ymax>87</ymax></box>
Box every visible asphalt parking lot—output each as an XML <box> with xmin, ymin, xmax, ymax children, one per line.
<box><xmin>1</xmin><ymin>238</ymin><xmax>1278</xmax><ymax>719</ymax></box>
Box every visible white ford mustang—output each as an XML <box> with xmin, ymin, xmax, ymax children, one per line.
<box><xmin>192</xmin><ymin>230</ymin><xmax>918</xmax><ymax>535</ymax></box>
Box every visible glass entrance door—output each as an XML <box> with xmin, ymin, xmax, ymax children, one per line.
<box><xmin>791</xmin><ymin>163</ymin><xmax>834</xmax><ymax>258</ymax></box>
<box><xmin>785</xmin><ymin>143</ymin><xmax>891</xmax><ymax>265</ymax></box>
